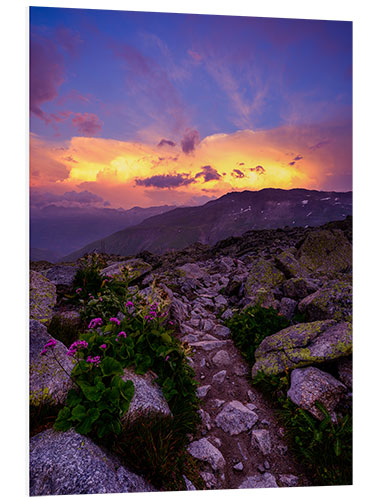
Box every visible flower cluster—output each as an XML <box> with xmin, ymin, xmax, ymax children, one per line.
<box><xmin>40</xmin><ymin>338</ymin><xmax>57</xmax><ymax>355</ymax></box>
<box><xmin>144</xmin><ymin>302</ymin><xmax>159</xmax><ymax>322</ymax></box>
<box><xmin>67</xmin><ymin>340</ymin><xmax>88</xmax><ymax>357</ymax></box>
<box><xmin>100</xmin><ymin>344</ymin><xmax>107</xmax><ymax>349</ymax></box>
<box><xmin>87</xmin><ymin>355</ymin><xmax>101</xmax><ymax>367</ymax></box>
<box><xmin>109</xmin><ymin>317</ymin><xmax>120</xmax><ymax>326</ymax></box>
<box><xmin>115</xmin><ymin>331</ymin><xmax>127</xmax><ymax>342</ymax></box>
<box><xmin>88</xmin><ymin>317</ymin><xmax>103</xmax><ymax>329</ymax></box>
<box><xmin>125</xmin><ymin>301</ymin><xmax>134</xmax><ymax>308</ymax></box>
<box><xmin>75</xmin><ymin>288</ymin><xmax>82</xmax><ymax>294</ymax></box>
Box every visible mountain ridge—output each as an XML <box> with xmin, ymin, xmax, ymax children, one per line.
<box><xmin>61</xmin><ymin>188</ymin><xmax>352</xmax><ymax>262</ymax></box>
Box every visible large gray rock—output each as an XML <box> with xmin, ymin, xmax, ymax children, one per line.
<box><xmin>29</xmin><ymin>320</ymin><xmax>74</xmax><ymax>406</ymax></box>
<box><xmin>30</xmin><ymin>271</ymin><xmax>57</xmax><ymax>324</ymax></box>
<box><xmin>29</xmin><ymin>429</ymin><xmax>156</xmax><ymax>496</ymax></box>
<box><xmin>298</xmin><ymin>281</ymin><xmax>352</xmax><ymax>322</ymax></box>
<box><xmin>296</xmin><ymin>229</ymin><xmax>352</xmax><ymax>275</ymax></box>
<box><xmin>43</xmin><ymin>265</ymin><xmax>78</xmax><ymax>287</ymax></box>
<box><xmin>239</xmin><ymin>473</ymin><xmax>278</xmax><ymax>489</ymax></box>
<box><xmin>252</xmin><ymin>320</ymin><xmax>352</xmax><ymax>377</ymax></box>
<box><xmin>282</xmin><ymin>277</ymin><xmax>320</xmax><ymax>299</ymax></box>
<box><xmin>215</xmin><ymin>401</ymin><xmax>258</xmax><ymax>435</ymax></box>
<box><xmin>187</xmin><ymin>438</ymin><xmax>225</xmax><ymax>471</ymax></box>
<box><xmin>275</xmin><ymin>251</ymin><xmax>307</xmax><ymax>279</ymax></box>
<box><xmin>176</xmin><ymin>262</ymin><xmax>208</xmax><ymax>280</ymax></box>
<box><xmin>121</xmin><ymin>369</ymin><xmax>170</xmax><ymax>419</ymax></box>
<box><xmin>245</xmin><ymin>258</ymin><xmax>285</xmax><ymax>297</ymax></box>
<box><xmin>337</xmin><ymin>356</ymin><xmax>352</xmax><ymax>388</ymax></box>
<box><xmin>101</xmin><ymin>259</ymin><xmax>151</xmax><ymax>282</ymax></box>
<box><xmin>278</xmin><ymin>297</ymin><xmax>297</xmax><ymax>320</ymax></box>
<box><xmin>170</xmin><ymin>297</ymin><xmax>190</xmax><ymax>324</ymax></box>
<box><xmin>287</xmin><ymin>366</ymin><xmax>347</xmax><ymax>420</ymax></box>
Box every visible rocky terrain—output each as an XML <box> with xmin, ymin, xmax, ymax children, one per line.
<box><xmin>29</xmin><ymin>216</ymin><xmax>352</xmax><ymax>494</ymax></box>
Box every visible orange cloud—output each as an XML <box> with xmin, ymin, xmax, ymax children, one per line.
<box><xmin>30</xmin><ymin>121</ymin><xmax>351</xmax><ymax>208</ymax></box>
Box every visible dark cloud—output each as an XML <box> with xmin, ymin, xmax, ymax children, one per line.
<box><xmin>30</xmin><ymin>189</ymin><xmax>107</xmax><ymax>209</ymax></box>
<box><xmin>63</xmin><ymin>156</ymin><xmax>78</xmax><ymax>163</ymax></box>
<box><xmin>232</xmin><ymin>169</ymin><xmax>245</xmax><ymax>178</ymax></box>
<box><xmin>195</xmin><ymin>165</ymin><xmax>222</xmax><ymax>182</ymax></box>
<box><xmin>250</xmin><ymin>165</ymin><xmax>266</xmax><ymax>174</ymax></box>
<box><xmin>29</xmin><ymin>33</ymin><xmax>65</xmax><ymax>122</ymax></box>
<box><xmin>288</xmin><ymin>161</ymin><xmax>296</xmax><ymax>166</ymax></box>
<box><xmin>294</xmin><ymin>155</ymin><xmax>303</xmax><ymax>161</ymax></box>
<box><xmin>238</xmin><ymin>162</ymin><xmax>245</xmax><ymax>166</ymax></box>
<box><xmin>181</xmin><ymin>129</ymin><xmax>200</xmax><ymax>154</ymax></box>
<box><xmin>158</xmin><ymin>139</ymin><xmax>176</xmax><ymax>147</ymax></box>
<box><xmin>309</xmin><ymin>140</ymin><xmax>330</xmax><ymax>151</ymax></box>
<box><xmin>135</xmin><ymin>173</ymin><xmax>195</xmax><ymax>189</ymax></box>
<box><xmin>71</xmin><ymin>112</ymin><xmax>103</xmax><ymax>136</ymax></box>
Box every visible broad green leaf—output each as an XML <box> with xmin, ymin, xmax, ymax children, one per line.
<box><xmin>78</xmin><ymin>382</ymin><xmax>102</xmax><ymax>402</ymax></box>
<box><xmin>100</xmin><ymin>356</ymin><xmax>123</xmax><ymax>377</ymax></box>
<box><xmin>71</xmin><ymin>404</ymin><xmax>87</xmax><ymax>421</ymax></box>
<box><xmin>54</xmin><ymin>407</ymin><xmax>72</xmax><ymax>431</ymax></box>
<box><xmin>66</xmin><ymin>389</ymin><xmax>82</xmax><ymax>407</ymax></box>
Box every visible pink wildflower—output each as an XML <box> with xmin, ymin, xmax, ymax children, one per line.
<box><xmin>109</xmin><ymin>317</ymin><xmax>120</xmax><ymax>326</ymax></box>
<box><xmin>100</xmin><ymin>344</ymin><xmax>107</xmax><ymax>349</ymax></box>
<box><xmin>88</xmin><ymin>318</ymin><xmax>103</xmax><ymax>329</ymax></box>
<box><xmin>117</xmin><ymin>331</ymin><xmax>127</xmax><ymax>339</ymax></box>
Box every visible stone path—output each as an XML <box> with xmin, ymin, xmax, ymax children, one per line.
<box><xmin>167</xmin><ymin>259</ymin><xmax>310</xmax><ymax>490</ymax></box>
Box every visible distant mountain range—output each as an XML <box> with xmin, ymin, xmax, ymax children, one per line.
<box><xmin>62</xmin><ymin>188</ymin><xmax>352</xmax><ymax>262</ymax></box>
<box><xmin>30</xmin><ymin>204</ymin><xmax>176</xmax><ymax>261</ymax></box>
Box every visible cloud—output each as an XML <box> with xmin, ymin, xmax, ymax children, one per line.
<box><xmin>188</xmin><ymin>50</ymin><xmax>203</xmax><ymax>62</ymax></box>
<box><xmin>30</xmin><ymin>189</ymin><xmax>107</xmax><ymax>209</ymax></box>
<box><xmin>231</xmin><ymin>169</ymin><xmax>245</xmax><ymax>178</ymax></box>
<box><xmin>135</xmin><ymin>173</ymin><xmax>196</xmax><ymax>189</ymax></box>
<box><xmin>63</xmin><ymin>156</ymin><xmax>78</xmax><ymax>163</ymax></box>
<box><xmin>249</xmin><ymin>165</ymin><xmax>266</xmax><ymax>175</ymax></box>
<box><xmin>309</xmin><ymin>140</ymin><xmax>330</xmax><ymax>151</ymax></box>
<box><xmin>158</xmin><ymin>139</ymin><xmax>176</xmax><ymax>147</ymax></box>
<box><xmin>55</xmin><ymin>26</ymin><xmax>83</xmax><ymax>57</ymax></box>
<box><xmin>288</xmin><ymin>154</ymin><xmax>303</xmax><ymax>166</ymax></box>
<box><xmin>29</xmin><ymin>33</ymin><xmax>65</xmax><ymax>122</ymax></box>
<box><xmin>181</xmin><ymin>129</ymin><xmax>200</xmax><ymax>154</ymax></box>
<box><xmin>195</xmin><ymin>165</ymin><xmax>222</xmax><ymax>182</ymax></box>
<box><xmin>71</xmin><ymin>113</ymin><xmax>103</xmax><ymax>136</ymax></box>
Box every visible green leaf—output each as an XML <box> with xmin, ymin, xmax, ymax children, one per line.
<box><xmin>66</xmin><ymin>389</ymin><xmax>82</xmax><ymax>407</ymax></box>
<box><xmin>78</xmin><ymin>382</ymin><xmax>102</xmax><ymax>402</ymax></box>
<box><xmin>161</xmin><ymin>333</ymin><xmax>172</xmax><ymax>344</ymax></box>
<box><xmin>54</xmin><ymin>407</ymin><xmax>72</xmax><ymax>431</ymax></box>
<box><xmin>100</xmin><ymin>356</ymin><xmax>123</xmax><ymax>377</ymax></box>
<box><xmin>71</xmin><ymin>404</ymin><xmax>87</xmax><ymax>421</ymax></box>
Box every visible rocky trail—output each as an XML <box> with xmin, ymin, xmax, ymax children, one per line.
<box><xmin>163</xmin><ymin>259</ymin><xmax>309</xmax><ymax>489</ymax></box>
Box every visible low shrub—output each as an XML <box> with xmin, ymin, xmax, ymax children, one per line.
<box><xmin>253</xmin><ymin>370</ymin><xmax>352</xmax><ymax>486</ymax></box>
<box><xmin>225</xmin><ymin>305</ymin><xmax>290</xmax><ymax>368</ymax></box>
<box><xmin>113</xmin><ymin>412</ymin><xmax>205</xmax><ymax>491</ymax></box>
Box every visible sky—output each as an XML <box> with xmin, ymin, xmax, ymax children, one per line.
<box><xmin>30</xmin><ymin>7</ymin><xmax>352</xmax><ymax>210</ymax></box>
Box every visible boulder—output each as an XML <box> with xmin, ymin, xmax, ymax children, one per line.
<box><xmin>295</xmin><ymin>229</ymin><xmax>352</xmax><ymax>275</ymax></box>
<box><xmin>287</xmin><ymin>366</ymin><xmax>347</xmax><ymax>420</ymax></box>
<box><xmin>245</xmin><ymin>259</ymin><xmax>285</xmax><ymax>299</ymax></box>
<box><xmin>30</xmin><ymin>271</ymin><xmax>57</xmax><ymax>323</ymax></box>
<box><xmin>239</xmin><ymin>473</ymin><xmax>278</xmax><ymax>489</ymax></box>
<box><xmin>212</xmin><ymin>349</ymin><xmax>232</xmax><ymax>366</ymax></box>
<box><xmin>337</xmin><ymin>356</ymin><xmax>353</xmax><ymax>388</ymax></box>
<box><xmin>176</xmin><ymin>262</ymin><xmax>208</xmax><ymax>280</ymax></box>
<box><xmin>278</xmin><ymin>298</ymin><xmax>297</xmax><ymax>320</ymax></box>
<box><xmin>252</xmin><ymin>320</ymin><xmax>352</xmax><ymax>377</ymax></box>
<box><xmin>279</xmin><ymin>474</ymin><xmax>299</xmax><ymax>487</ymax></box>
<box><xmin>43</xmin><ymin>264</ymin><xmax>78</xmax><ymax>287</ymax></box>
<box><xmin>282</xmin><ymin>277</ymin><xmax>320</xmax><ymax>299</ymax></box>
<box><xmin>101</xmin><ymin>259</ymin><xmax>151</xmax><ymax>282</ymax></box>
<box><xmin>215</xmin><ymin>401</ymin><xmax>258</xmax><ymax>435</ymax></box>
<box><xmin>275</xmin><ymin>251</ymin><xmax>307</xmax><ymax>279</ymax></box>
<box><xmin>29</xmin><ymin>320</ymin><xmax>74</xmax><ymax>406</ymax></box>
<box><xmin>170</xmin><ymin>297</ymin><xmax>190</xmax><ymax>324</ymax></box>
<box><xmin>121</xmin><ymin>369</ymin><xmax>170</xmax><ymax>420</ymax></box>
<box><xmin>29</xmin><ymin>429</ymin><xmax>156</xmax><ymax>496</ymax></box>
<box><xmin>298</xmin><ymin>281</ymin><xmax>352</xmax><ymax>322</ymax></box>
<box><xmin>187</xmin><ymin>438</ymin><xmax>225</xmax><ymax>471</ymax></box>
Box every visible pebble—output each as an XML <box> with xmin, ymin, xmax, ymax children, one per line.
<box><xmin>233</xmin><ymin>462</ymin><xmax>244</xmax><ymax>471</ymax></box>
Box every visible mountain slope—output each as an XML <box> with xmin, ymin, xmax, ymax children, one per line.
<box><xmin>62</xmin><ymin>188</ymin><xmax>352</xmax><ymax>261</ymax></box>
<box><xmin>30</xmin><ymin>204</ymin><xmax>175</xmax><ymax>260</ymax></box>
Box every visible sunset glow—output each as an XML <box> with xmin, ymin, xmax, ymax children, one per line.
<box><xmin>30</xmin><ymin>8</ymin><xmax>352</xmax><ymax>209</ymax></box>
